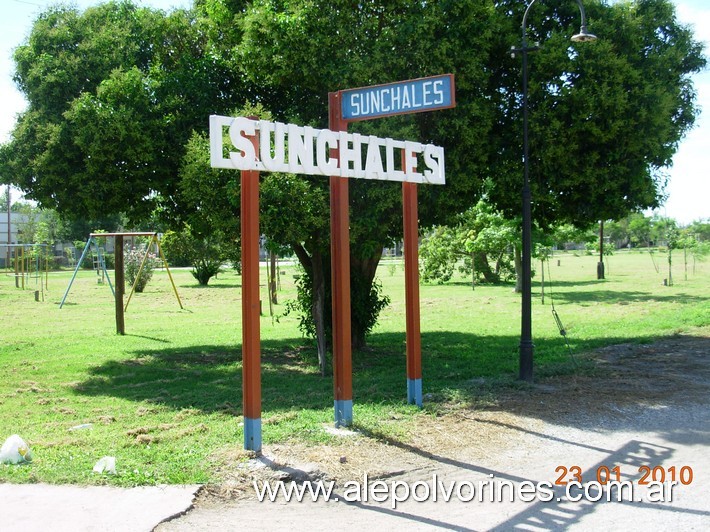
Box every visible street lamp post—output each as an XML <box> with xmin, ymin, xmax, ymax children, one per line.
<box><xmin>518</xmin><ymin>0</ymin><xmax>596</xmax><ymax>382</ymax></box>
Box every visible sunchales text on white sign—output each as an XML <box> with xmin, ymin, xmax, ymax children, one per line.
<box><xmin>210</xmin><ymin>116</ymin><xmax>445</xmax><ymax>184</ymax></box>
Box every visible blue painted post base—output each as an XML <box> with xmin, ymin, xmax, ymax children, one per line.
<box><xmin>244</xmin><ymin>417</ymin><xmax>262</xmax><ymax>452</ymax></box>
<box><xmin>334</xmin><ymin>400</ymin><xmax>353</xmax><ymax>427</ymax></box>
<box><xmin>407</xmin><ymin>378</ymin><xmax>423</xmax><ymax>408</ymax></box>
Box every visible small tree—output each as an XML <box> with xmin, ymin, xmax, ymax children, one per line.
<box><xmin>419</xmin><ymin>225</ymin><xmax>460</xmax><ymax>284</ymax></box>
<box><xmin>690</xmin><ymin>241</ymin><xmax>710</xmax><ymax>276</ymax></box>
<box><xmin>665</xmin><ymin>224</ymin><xmax>680</xmax><ymax>287</ymax></box>
<box><xmin>419</xmin><ymin>200</ymin><xmax>518</xmax><ymax>288</ymax></box>
<box><xmin>161</xmin><ymin>228</ymin><xmax>226</xmax><ymax>286</ymax></box>
<box><xmin>628</xmin><ymin>214</ymin><xmax>653</xmax><ymax>248</ymax></box>
<box><xmin>33</xmin><ymin>220</ymin><xmax>54</xmax><ymax>268</ymax></box>
<box><xmin>676</xmin><ymin>229</ymin><xmax>707</xmax><ymax>281</ymax></box>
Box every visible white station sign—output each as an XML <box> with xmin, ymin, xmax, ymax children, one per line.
<box><xmin>210</xmin><ymin>116</ymin><xmax>445</xmax><ymax>185</ymax></box>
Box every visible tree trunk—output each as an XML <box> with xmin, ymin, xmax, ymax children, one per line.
<box><xmin>293</xmin><ymin>242</ymin><xmax>387</xmax><ymax>359</ymax></box>
<box><xmin>292</xmin><ymin>243</ymin><xmax>328</xmax><ymax>375</ymax></box>
<box><xmin>471</xmin><ymin>251</ymin><xmax>475</xmax><ymax>291</ymax></box>
<box><xmin>269</xmin><ymin>251</ymin><xmax>278</xmax><ymax>305</ymax></box>
<box><xmin>350</xmin><ymin>252</ymin><xmax>382</xmax><ymax>350</ymax></box>
<box><xmin>494</xmin><ymin>251</ymin><xmax>505</xmax><ymax>276</ymax></box>
<box><xmin>474</xmin><ymin>251</ymin><xmax>498</xmax><ymax>283</ymax></box>
<box><xmin>597</xmin><ymin>220</ymin><xmax>605</xmax><ymax>279</ymax></box>
<box><xmin>311</xmin><ymin>253</ymin><xmax>327</xmax><ymax>375</ymax></box>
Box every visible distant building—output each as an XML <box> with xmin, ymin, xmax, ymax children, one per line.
<box><xmin>0</xmin><ymin>211</ymin><xmax>30</xmax><ymax>268</ymax></box>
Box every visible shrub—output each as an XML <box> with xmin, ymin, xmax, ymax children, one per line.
<box><xmin>124</xmin><ymin>246</ymin><xmax>158</xmax><ymax>293</ymax></box>
<box><xmin>285</xmin><ymin>263</ymin><xmax>389</xmax><ymax>351</ymax></box>
<box><xmin>161</xmin><ymin>229</ymin><xmax>227</xmax><ymax>286</ymax></box>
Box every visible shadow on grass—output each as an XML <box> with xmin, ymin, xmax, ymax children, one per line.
<box><xmin>549</xmin><ymin>289</ymin><xmax>705</xmax><ymax>305</ymax></box>
<box><xmin>72</xmin><ymin>331</ymin><xmax>523</xmax><ymax>415</ymax></box>
<box><xmin>534</xmin><ymin>279</ymin><xmax>620</xmax><ymax>288</ymax></box>
<box><xmin>74</xmin><ymin>339</ymin><xmax>326</xmax><ymax>416</ymax></box>
<box><xmin>125</xmin><ymin>334</ymin><xmax>171</xmax><ymax>343</ymax></box>
<box><xmin>423</xmin><ymin>279</ymin><xmax>603</xmax><ymax>290</ymax></box>
<box><xmin>73</xmin><ymin>330</ymin><xmax>668</xmax><ymax>420</ymax></box>
<box><xmin>179</xmin><ymin>283</ymin><xmax>242</xmax><ymax>289</ymax></box>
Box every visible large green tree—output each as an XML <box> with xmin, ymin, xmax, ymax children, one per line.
<box><xmin>488</xmin><ymin>0</ymin><xmax>705</xmax><ymax>227</ymax></box>
<box><xmin>223</xmin><ymin>0</ymin><xmax>502</xmax><ymax>348</ymax></box>
<box><xmin>1</xmin><ymin>1</ymin><xmax>237</xmax><ymax>223</ymax></box>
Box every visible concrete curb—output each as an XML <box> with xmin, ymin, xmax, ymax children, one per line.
<box><xmin>0</xmin><ymin>483</ymin><xmax>201</xmax><ymax>532</ymax></box>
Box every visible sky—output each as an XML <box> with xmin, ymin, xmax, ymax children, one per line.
<box><xmin>1</xmin><ymin>0</ymin><xmax>708</xmax><ymax>224</ymax></box>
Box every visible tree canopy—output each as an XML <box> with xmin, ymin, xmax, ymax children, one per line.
<box><xmin>1</xmin><ymin>1</ymin><xmax>238</xmax><ymax>222</ymax></box>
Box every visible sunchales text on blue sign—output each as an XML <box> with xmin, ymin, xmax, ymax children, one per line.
<box><xmin>341</xmin><ymin>74</ymin><xmax>455</xmax><ymax>121</ymax></box>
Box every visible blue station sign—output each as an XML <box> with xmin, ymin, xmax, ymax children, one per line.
<box><xmin>340</xmin><ymin>74</ymin><xmax>456</xmax><ymax>121</ymax></box>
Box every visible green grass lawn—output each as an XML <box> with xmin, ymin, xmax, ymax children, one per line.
<box><xmin>0</xmin><ymin>249</ymin><xmax>708</xmax><ymax>486</ymax></box>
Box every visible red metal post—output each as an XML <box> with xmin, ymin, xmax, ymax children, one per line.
<box><xmin>241</xmin><ymin>128</ymin><xmax>262</xmax><ymax>451</ymax></box>
<box><xmin>328</xmin><ymin>92</ymin><xmax>353</xmax><ymax>426</ymax></box>
<box><xmin>402</xmin><ymin>163</ymin><xmax>422</xmax><ymax>407</ymax></box>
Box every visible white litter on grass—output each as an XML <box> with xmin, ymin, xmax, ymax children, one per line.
<box><xmin>69</xmin><ymin>423</ymin><xmax>93</xmax><ymax>431</ymax></box>
<box><xmin>0</xmin><ymin>435</ymin><xmax>33</xmax><ymax>464</ymax></box>
<box><xmin>323</xmin><ymin>425</ymin><xmax>359</xmax><ymax>437</ymax></box>
<box><xmin>93</xmin><ymin>456</ymin><xmax>117</xmax><ymax>474</ymax></box>
<box><xmin>243</xmin><ymin>454</ymin><xmax>274</xmax><ymax>470</ymax></box>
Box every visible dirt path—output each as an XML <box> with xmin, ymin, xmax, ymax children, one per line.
<box><xmin>158</xmin><ymin>333</ymin><xmax>710</xmax><ymax>531</ymax></box>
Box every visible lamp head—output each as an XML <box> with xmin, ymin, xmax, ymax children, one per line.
<box><xmin>571</xmin><ymin>25</ymin><xmax>597</xmax><ymax>43</ymax></box>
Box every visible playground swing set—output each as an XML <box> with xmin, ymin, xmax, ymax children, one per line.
<box><xmin>60</xmin><ymin>232</ymin><xmax>183</xmax><ymax>334</ymax></box>
<box><xmin>3</xmin><ymin>243</ymin><xmax>50</xmax><ymax>301</ymax></box>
